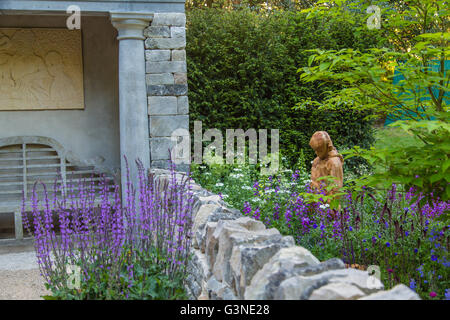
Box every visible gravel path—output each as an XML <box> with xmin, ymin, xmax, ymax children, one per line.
<box><xmin>0</xmin><ymin>241</ymin><xmax>50</xmax><ymax>300</ymax></box>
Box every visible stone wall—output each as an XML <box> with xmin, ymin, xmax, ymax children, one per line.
<box><xmin>145</xmin><ymin>13</ymin><xmax>189</xmax><ymax>170</ymax></box>
<box><xmin>152</xmin><ymin>169</ymin><xmax>421</xmax><ymax>300</ymax></box>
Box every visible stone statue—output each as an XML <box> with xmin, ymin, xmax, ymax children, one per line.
<box><xmin>309</xmin><ymin>131</ymin><xmax>344</xmax><ymax>195</ymax></box>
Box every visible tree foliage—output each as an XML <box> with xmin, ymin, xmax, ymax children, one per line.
<box><xmin>186</xmin><ymin>8</ymin><xmax>383</xmax><ymax>170</ymax></box>
<box><xmin>299</xmin><ymin>0</ymin><xmax>450</xmax><ymax>199</ymax></box>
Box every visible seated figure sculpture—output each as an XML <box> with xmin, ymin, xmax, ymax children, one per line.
<box><xmin>309</xmin><ymin>131</ymin><xmax>344</xmax><ymax>195</ymax></box>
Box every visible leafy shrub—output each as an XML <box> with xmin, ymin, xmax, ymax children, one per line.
<box><xmin>345</xmin><ymin>112</ymin><xmax>450</xmax><ymax>202</ymax></box>
<box><xmin>191</xmin><ymin>161</ymin><xmax>450</xmax><ymax>300</ymax></box>
<box><xmin>186</xmin><ymin>8</ymin><xmax>381</xmax><ymax>172</ymax></box>
<box><xmin>22</xmin><ymin>159</ymin><xmax>194</xmax><ymax>300</ymax></box>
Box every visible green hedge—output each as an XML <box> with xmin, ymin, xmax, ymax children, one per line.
<box><xmin>186</xmin><ymin>8</ymin><xmax>384</xmax><ymax>171</ymax></box>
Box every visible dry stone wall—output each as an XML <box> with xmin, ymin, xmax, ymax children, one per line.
<box><xmin>151</xmin><ymin>168</ymin><xmax>421</xmax><ymax>301</ymax></box>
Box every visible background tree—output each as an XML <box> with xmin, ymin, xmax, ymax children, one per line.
<box><xmin>299</xmin><ymin>0</ymin><xmax>449</xmax><ymax>201</ymax></box>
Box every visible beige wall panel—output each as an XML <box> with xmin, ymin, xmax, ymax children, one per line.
<box><xmin>0</xmin><ymin>28</ymin><xmax>84</xmax><ymax>110</ymax></box>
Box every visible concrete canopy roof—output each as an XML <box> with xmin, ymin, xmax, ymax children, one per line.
<box><xmin>0</xmin><ymin>0</ymin><xmax>186</xmax><ymax>15</ymax></box>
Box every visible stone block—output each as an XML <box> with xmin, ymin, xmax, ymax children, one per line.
<box><xmin>274</xmin><ymin>266</ymin><xmax>383</xmax><ymax>300</ymax></box>
<box><xmin>150</xmin><ymin>115</ymin><xmax>188</xmax><ymax>137</ymax></box>
<box><xmin>244</xmin><ymin>246</ymin><xmax>320</xmax><ymax>300</ymax></box>
<box><xmin>309</xmin><ymin>282</ymin><xmax>366</xmax><ymax>300</ymax></box>
<box><xmin>151</xmin><ymin>159</ymin><xmax>189</xmax><ymax>172</ymax></box>
<box><xmin>147</xmin><ymin>84</ymin><xmax>188</xmax><ymax>96</ymax></box>
<box><xmin>172</xmin><ymin>49</ymin><xmax>186</xmax><ymax>61</ymax></box>
<box><xmin>146</xmin><ymin>61</ymin><xmax>187</xmax><ymax>74</ymax></box>
<box><xmin>152</xmin><ymin>13</ymin><xmax>186</xmax><ymax>27</ymax></box>
<box><xmin>146</xmin><ymin>73</ymin><xmax>174</xmax><ymax>85</ymax></box>
<box><xmin>275</xmin><ymin>274</ymin><xmax>329</xmax><ymax>300</ymax></box>
<box><xmin>202</xmin><ymin>221</ymin><xmax>218</xmax><ymax>255</ymax></box>
<box><xmin>174</xmin><ymin>72</ymin><xmax>188</xmax><ymax>84</ymax></box>
<box><xmin>144</xmin><ymin>26</ymin><xmax>170</xmax><ymax>38</ymax></box>
<box><xmin>170</xmin><ymin>27</ymin><xmax>186</xmax><ymax>39</ymax></box>
<box><xmin>231</xmin><ymin>236</ymin><xmax>295</xmax><ymax>299</ymax></box>
<box><xmin>209</xmin><ymin>218</ymin><xmax>281</xmax><ymax>287</ymax></box>
<box><xmin>145</xmin><ymin>50</ymin><xmax>171</xmax><ymax>62</ymax></box>
<box><xmin>145</xmin><ymin>37</ymin><xmax>186</xmax><ymax>50</ymax></box>
<box><xmin>177</xmin><ymin>96</ymin><xmax>189</xmax><ymax>114</ymax></box>
<box><xmin>192</xmin><ymin>204</ymin><xmax>221</xmax><ymax>247</ymax></box>
<box><xmin>150</xmin><ymin>137</ymin><xmax>176</xmax><ymax>160</ymax></box>
<box><xmin>186</xmin><ymin>248</ymin><xmax>211</xmax><ymax>298</ymax></box>
<box><xmin>148</xmin><ymin>96</ymin><xmax>177</xmax><ymax>115</ymax></box>
<box><xmin>359</xmin><ymin>284</ymin><xmax>421</xmax><ymax>300</ymax></box>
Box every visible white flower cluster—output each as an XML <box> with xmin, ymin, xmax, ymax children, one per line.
<box><xmin>230</xmin><ymin>173</ymin><xmax>244</xmax><ymax>179</ymax></box>
<box><xmin>319</xmin><ymin>204</ymin><xmax>330</xmax><ymax>210</ymax></box>
<box><xmin>215</xmin><ymin>182</ymin><xmax>224</xmax><ymax>187</ymax></box>
<box><xmin>241</xmin><ymin>186</ymin><xmax>252</xmax><ymax>190</ymax></box>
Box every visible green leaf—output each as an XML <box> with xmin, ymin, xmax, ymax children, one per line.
<box><xmin>442</xmin><ymin>159</ymin><xmax>450</xmax><ymax>173</ymax></box>
<box><xmin>319</xmin><ymin>61</ymin><xmax>331</xmax><ymax>71</ymax></box>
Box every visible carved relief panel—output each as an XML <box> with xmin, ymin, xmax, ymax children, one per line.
<box><xmin>0</xmin><ymin>28</ymin><xmax>84</xmax><ymax>110</ymax></box>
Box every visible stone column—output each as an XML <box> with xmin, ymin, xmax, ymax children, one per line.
<box><xmin>144</xmin><ymin>13</ymin><xmax>190</xmax><ymax>172</ymax></box>
<box><xmin>111</xmin><ymin>12</ymin><xmax>152</xmax><ymax>197</ymax></box>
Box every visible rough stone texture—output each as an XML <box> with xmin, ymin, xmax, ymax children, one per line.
<box><xmin>150</xmin><ymin>115</ymin><xmax>189</xmax><ymax>137</ymax></box>
<box><xmin>144</xmin><ymin>26</ymin><xmax>170</xmax><ymax>38</ymax></box>
<box><xmin>186</xmin><ymin>248</ymin><xmax>210</xmax><ymax>299</ymax></box>
<box><xmin>274</xmin><ymin>264</ymin><xmax>383</xmax><ymax>300</ymax></box>
<box><xmin>283</xmin><ymin>257</ymin><xmax>345</xmax><ymax>277</ymax></box>
<box><xmin>146</xmin><ymin>73</ymin><xmax>174</xmax><ymax>85</ymax></box>
<box><xmin>192</xmin><ymin>204</ymin><xmax>221</xmax><ymax>249</ymax></box>
<box><xmin>149</xmin><ymin>137</ymin><xmax>176</xmax><ymax>160</ymax></box>
<box><xmin>359</xmin><ymin>284</ymin><xmax>421</xmax><ymax>300</ymax></box>
<box><xmin>275</xmin><ymin>274</ymin><xmax>330</xmax><ymax>300</ymax></box>
<box><xmin>170</xmin><ymin>27</ymin><xmax>186</xmax><ymax>39</ymax></box>
<box><xmin>147</xmin><ymin>84</ymin><xmax>188</xmax><ymax>96</ymax></box>
<box><xmin>148</xmin><ymin>96</ymin><xmax>177</xmax><ymax>115</ymax></box>
<box><xmin>145</xmin><ymin>50</ymin><xmax>171</xmax><ymax>62</ymax></box>
<box><xmin>145</xmin><ymin>37</ymin><xmax>186</xmax><ymax>50</ymax></box>
<box><xmin>231</xmin><ymin>236</ymin><xmax>295</xmax><ymax>299</ymax></box>
<box><xmin>244</xmin><ymin>246</ymin><xmax>321</xmax><ymax>300</ymax></box>
<box><xmin>152</xmin><ymin>13</ymin><xmax>186</xmax><ymax>27</ymax></box>
<box><xmin>174</xmin><ymin>72</ymin><xmax>188</xmax><ymax>84</ymax></box>
<box><xmin>205</xmin><ymin>276</ymin><xmax>238</xmax><ymax>300</ymax></box>
<box><xmin>145</xmin><ymin>13</ymin><xmax>188</xmax><ymax>174</ymax></box>
<box><xmin>172</xmin><ymin>50</ymin><xmax>186</xmax><ymax>61</ymax></box>
<box><xmin>149</xmin><ymin>169</ymin><xmax>420</xmax><ymax>301</ymax></box>
<box><xmin>210</xmin><ymin>218</ymin><xmax>281</xmax><ymax>286</ymax></box>
<box><xmin>177</xmin><ymin>96</ymin><xmax>189</xmax><ymax>114</ymax></box>
<box><xmin>309</xmin><ymin>282</ymin><xmax>366</xmax><ymax>300</ymax></box>
<box><xmin>146</xmin><ymin>61</ymin><xmax>187</xmax><ymax>74</ymax></box>
<box><xmin>0</xmin><ymin>269</ymin><xmax>50</xmax><ymax>300</ymax></box>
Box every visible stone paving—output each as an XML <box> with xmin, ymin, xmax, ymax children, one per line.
<box><xmin>0</xmin><ymin>239</ymin><xmax>49</xmax><ymax>300</ymax></box>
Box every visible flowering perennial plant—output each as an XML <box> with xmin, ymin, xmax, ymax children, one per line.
<box><xmin>192</xmin><ymin>161</ymin><xmax>449</xmax><ymax>300</ymax></box>
<box><xmin>22</xmin><ymin>158</ymin><xmax>194</xmax><ymax>300</ymax></box>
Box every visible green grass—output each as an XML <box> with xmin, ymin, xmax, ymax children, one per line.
<box><xmin>374</xmin><ymin>126</ymin><xmax>424</xmax><ymax>150</ymax></box>
<box><xmin>372</xmin><ymin>126</ymin><xmax>425</xmax><ymax>174</ymax></box>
